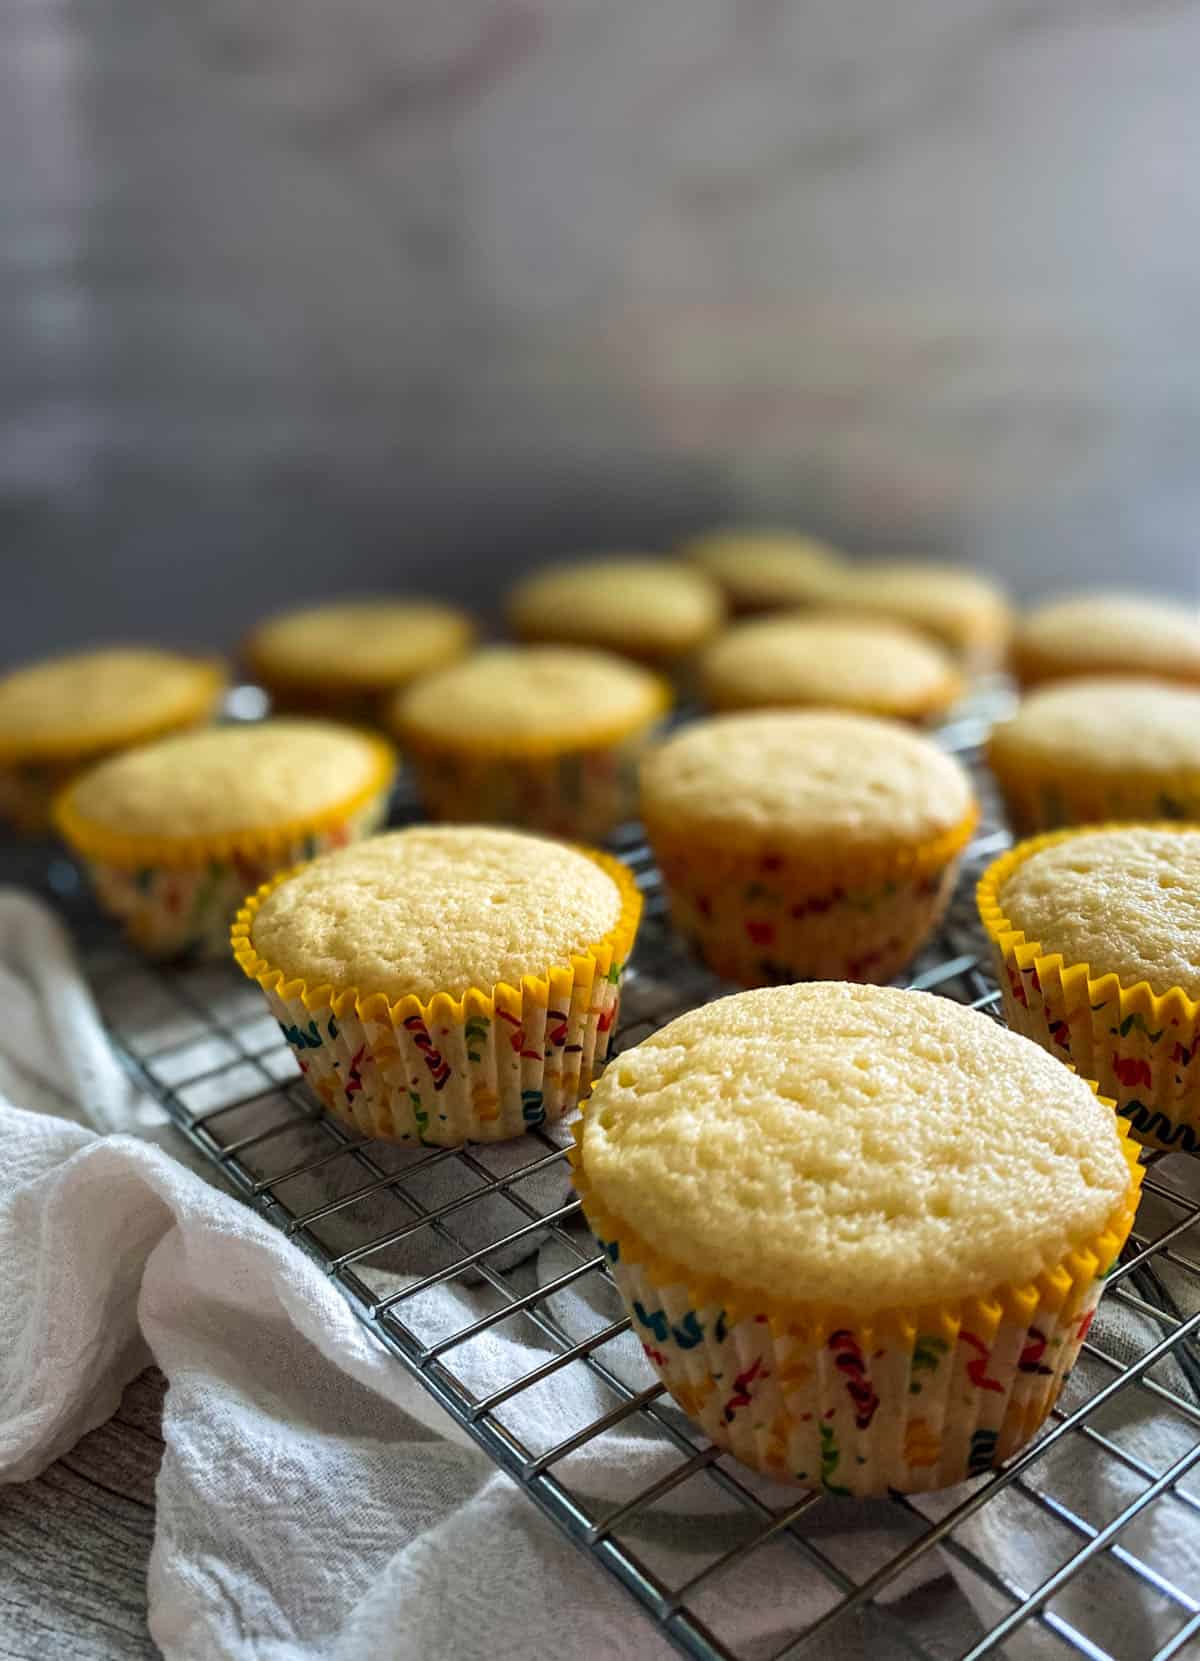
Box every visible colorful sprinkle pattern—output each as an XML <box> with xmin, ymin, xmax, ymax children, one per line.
<box><xmin>650</xmin><ymin>838</ymin><xmax>960</xmax><ymax>987</ymax></box>
<box><xmin>604</xmin><ymin>1244</ymin><xmax>1112</xmax><ymax>1496</ymax></box>
<box><xmin>269</xmin><ymin>954</ymin><xmax>628</xmax><ymax>1146</ymax></box>
<box><xmin>994</xmin><ymin>949</ymin><xmax>1200</xmax><ymax>1154</ymax></box>
<box><xmin>85</xmin><ymin>794</ymin><xmax>388</xmax><ymax>959</ymax></box>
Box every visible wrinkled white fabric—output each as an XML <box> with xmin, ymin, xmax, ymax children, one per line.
<box><xmin>3</xmin><ymin>888</ymin><xmax>1200</xmax><ymax>1661</ymax></box>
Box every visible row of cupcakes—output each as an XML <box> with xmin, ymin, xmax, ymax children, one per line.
<box><xmin>1</xmin><ymin>535</ymin><xmax>1197</xmax><ymax>836</ymax></box>
<box><xmin>26</xmin><ymin>650</ymin><xmax>1200</xmax><ymax>1014</ymax></box>
<box><xmin>10</xmin><ymin>616</ymin><xmax>1200</xmax><ymax>857</ymax></box>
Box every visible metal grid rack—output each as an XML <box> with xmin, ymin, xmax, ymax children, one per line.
<box><xmin>17</xmin><ymin>694</ymin><xmax>1200</xmax><ymax>1661</ymax></box>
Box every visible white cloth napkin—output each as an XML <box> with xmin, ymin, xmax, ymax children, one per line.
<box><xmin>3</xmin><ymin>885</ymin><xmax>1200</xmax><ymax>1661</ymax></box>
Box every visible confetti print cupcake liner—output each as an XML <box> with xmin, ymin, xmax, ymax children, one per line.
<box><xmin>56</xmin><ymin>733</ymin><xmax>396</xmax><ymax>959</ymax></box>
<box><xmin>988</xmin><ymin>747</ymin><xmax>1200</xmax><ymax>838</ymax></box>
<box><xmin>231</xmin><ymin>846</ymin><xmax>643</xmax><ymax>1146</ymax></box>
<box><xmin>396</xmin><ymin>679</ymin><xmax>671</xmax><ymax>842</ymax></box>
<box><xmin>570</xmin><ymin>1117</ymin><xmax>1141</xmax><ymax>1496</ymax></box>
<box><xmin>403</xmin><ymin>727</ymin><xmax>659</xmax><ymax>842</ymax></box>
<box><xmin>644</xmin><ymin>808</ymin><xmax>978</xmax><ymax>988</ymax></box>
<box><xmin>980</xmin><ymin>826</ymin><xmax>1200</xmax><ymax>1154</ymax></box>
<box><xmin>0</xmin><ymin>659</ymin><xmax>226</xmax><ymax>834</ymax></box>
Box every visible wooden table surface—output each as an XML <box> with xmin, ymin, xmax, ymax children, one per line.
<box><xmin>0</xmin><ymin>1370</ymin><xmax>165</xmax><ymax>1660</ymax></box>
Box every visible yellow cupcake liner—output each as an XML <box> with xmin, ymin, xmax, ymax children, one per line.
<box><xmin>570</xmin><ymin>1113</ymin><xmax>1141</xmax><ymax>1496</ymax></box>
<box><xmin>979</xmin><ymin>825</ymin><xmax>1200</xmax><ymax>1153</ymax></box>
<box><xmin>988</xmin><ymin>742</ymin><xmax>1200</xmax><ymax>837</ymax></box>
<box><xmin>393</xmin><ymin>677</ymin><xmax>671</xmax><ymax>841</ymax></box>
<box><xmin>0</xmin><ymin>659</ymin><xmax>227</xmax><ymax>833</ymax></box>
<box><xmin>56</xmin><ymin>733</ymin><xmax>396</xmax><ymax>959</ymax></box>
<box><xmin>644</xmin><ymin>805</ymin><xmax>978</xmax><ymax>987</ymax></box>
<box><xmin>231</xmin><ymin>845</ymin><xmax>643</xmax><ymax>1146</ymax></box>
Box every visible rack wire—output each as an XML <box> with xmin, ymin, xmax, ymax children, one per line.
<box><xmin>16</xmin><ymin>686</ymin><xmax>1200</xmax><ymax>1661</ymax></box>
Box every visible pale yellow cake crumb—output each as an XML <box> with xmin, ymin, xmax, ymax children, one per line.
<box><xmin>61</xmin><ymin>721</ymin><xmax>388</xmax><ymax>841</ymax></box>
<box><xmin>1000</xmin><ymin>827</ymin><xmax>1200</xmax><ymax>999</ymax></box>
<box><xmin>393</xmin><ymin>646</ymin><xmax>668</xmax><ymax>751</ymax></box>
<box><xmin>246</xmin><ymin>599</ymin><xmax>475</xmax><ymax>692</ymax></box>
<box><xmin>0</xmin><ymin>648</ymin><xmax>223</xmax><ymax>758</ymax></box>
<box><xmin>699</xmin><ymin>614</ymin><xmax>961</xmax><ymax>719</ymax></box>
<box><xmin>836</xmin><ymin>562</ymin><xmax>1012</xmax><ymax>661</ymax></box>
<box><xmin>640</xmin><ymin>710</ymin><xmax>973</xmax><ymax>854</ymax></box>
<box><xmin>681</xmin><ymin>530</ymin><xmax>845</xmax><ymax>610</ymax></box>
<box><xmin>508</xmin><ymin>558</ymin><xmax>724</xmax><ymax>660</ymax></box>
<box><xmin>580</xmin><ymin>982</ymin><xmax>1130</xmax><ymax>1312</ymax></box>
<box><xmin>1012</xmin><ymin>592</ymin><xmax>1200</xmax><ymax>688</ymax></box>
<box><xmin>250</xmin><ymin>826</ymin><xmax>624</xmax><ymax>1002</ymax></box>
<box><xmin>990</xmin><ymin>679</ymin><xmax>1200</xmax><ymax>776</ymax></box>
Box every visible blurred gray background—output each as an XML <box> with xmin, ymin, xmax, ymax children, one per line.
<box><xmin>4</xmin><ymin>0</ymin><xmax>1200</xmax><ymax>664</ymax></box>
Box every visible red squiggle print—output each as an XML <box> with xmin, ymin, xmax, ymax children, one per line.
<box><xmin>722</xmin><ymin>1357</ymin><xmax>767</xmax><ymax>1424</ymax></box>
<box><xmin>828</xmin><ymin>1329</ymin><xmax>880</xmax><ymax>1428</ymax></box>
<box><xmin>1111</xmin><ymin>1053</ymin><xmax>1153</xmax><ymax>1090</ymax></box>
<box><xmin>960</xmin><ymin>1331</ymin><xmax>1004</xmax><ymax>1393</ymax></box>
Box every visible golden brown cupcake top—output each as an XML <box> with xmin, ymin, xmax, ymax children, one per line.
<box><xmin>699</xmin><ymin>614</ymin><xmax>961</xmax><ymax>720</ymax></box>
<box><xmin>508</xmin><ymin>558</ymin><xmax>724</xmax><ymax>662</ymax></box>
<box><xmin>246</xmin><ymin>599</ymin><xmax>475</xmax><ymax>695</ymax></box>
<box><xmin>681</xmin><ymin>529</ymin><xmax>845</xmax><ymax>611</ymax></box>
<box><xmin>0</xmin><ymin>647</ymin><xmax>225</xmax><ymax>761</ymax></box>
<box><xmin>1012</xmin><ymin>592</ymin><xmax>1200</xmax><ymax>689</ymax></box>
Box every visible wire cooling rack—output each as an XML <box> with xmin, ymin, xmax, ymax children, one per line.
<box><xmin>14</xmin><ymin>684</ymin><xmax>1200</xmax><ymax>1661</ymax></box>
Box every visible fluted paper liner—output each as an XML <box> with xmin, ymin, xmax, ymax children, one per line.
<box><xmin>570</xmin><ymin>1109</ymin><xmax>1141</xmax><ymax>1495</ymax></box>
<box><xmin>989</xmin><ymin>736</ymin><xmax>1200</xmax><ymax>837</ymax></box>
<box><xmin>644</xmin><ymin>803</ymin><xmax>979</xmax><ymax>987</ymax></box>
<box><xmin>232</xmin><ymin>844</ymin><xmax>643</xmax><ymax>1146</ymax></box>
<box><xmin>392</xmin><ymin>675</ymin><xmax>671</xmax><ymax>842</ymax></box>
<box><xmin>980</xmin><ymin>824</ymin><xmax>1200</xmax><ymax>1153</ymax></box>
<box><xmin>56</xmin><ymin>732</ymin><xmax>396</xmax><ymax>958</ymax></box>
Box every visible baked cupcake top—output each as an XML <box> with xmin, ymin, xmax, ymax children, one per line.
<box><xmin>57</xmin><ymin>721</ymin><xmax>393</xmax><ymax>854</ymax></box>
<box><xmin>0</xmin><ymin>647</ymin><xmax>224</xmax><ymax>761</ymax></box>
<box><xmin>1012</xmin><ymin>592</ymin><xmax>1200</xmax><ymax>688</ymax></box>
<box><xmin>640</xmin><ymin>710</ymin><xmax>974</xmax><ymax>855</ymax></box>
<box><xmin>699</xmin><ymin>614</ymin><xmax>961</xmax><ymax>719</ymax></box>
<box><xmin>247</xmin><ymin>825</ymin><xmax>626</xmax><ymax>1002</ymax></box>
<box><xmin>391</xmin><ymin>645</ymin><xmax>670</xmax><ymax>754</ymax></box>
<box><xmin>508</xmin><ymin>558</ymin><xmax>724</xmax><ymax>661</ymax></box>
<box><xmin>991</xmin><ymin>679</ymin><xmax>1200</xmax><ymax>775</ymax></box>
<box><xmin>999</xmin><ymin>826</ymin><xmax>1200</xmax><ymax>999</ymax></box>
<box><xmin>245</xmin><ymin>599</ymin><xmax>475</xmax><ymax>693</ymax></box>
<box><xmin>577</xmin><ymin>982</ymin><xmax>1131</xmax><ymax>1313</ymax></box>
<box><xmin>836</xmin><ymin>562</ymin><xmax>1011</xmax><ymax>659</ymax></box>
<box><xmin>681</xmin><ymin>529</ymin><xmax>844</xmax><ymax>611</ymax></box>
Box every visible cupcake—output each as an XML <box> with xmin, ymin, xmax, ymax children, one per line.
<box><xmin>244</xmin><ymin>598</ymin><xmax>475</xmax><ymax>722</ymax></box>
<box><xmin>0</xmin><ymin>646</ymin><xmax>225</xmax><ymax>832</ymax></box>
<box><xmin>389</xmin><ymin>645</ymin><xmax>670</xmax><ymax>841</ymax></box>
<box><xmin>980</xmin><ymin>824</ymin><xmax>1200</xmax><ymax>1153</ymax></box>
<box><xmin>1011</xmin><ymin>591</ymin><xmax>1200</xmax><ymax>690</ymax></box>
<box><xmin>989</xmin><ymin>678</ymin><xmax>1200</xmax><ymax>835</ymax></box>
<box><xmin>507</xmin><ymin>557</ymin><xmax>724</xmax><ymax>668</ymax></box>
<box><xmin>836</xmin><ymin>562</ymin><xmax>1012</xmax><ymax>669</ymax></box>
<box><xmin>699</xmin><ymin>614</ymin><xmax>962</xmax><ymax>723</ymax></box>
<box><xmin>640</xmin><ymin>711</ymin><xmax>977</xmax><ymax>986</ymax></box>
<box><xmin>56</xmin><ymin>721</ymin><xmax>394</xmax><ymax>957</ymax></box>
<box><xmin>232</xmin><ymin>826</ymin><xmax>642</xmax><ymax>1145</ymax></box>
<box><xmin>681</xmin><ymin>529</ymin><xmax>845</xmax><ymax>614</ymax></box>
<box><xmin>570</xmin><ymin>982</ymin><xmax>1140</xmax><ymax>1495</ymax></box>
